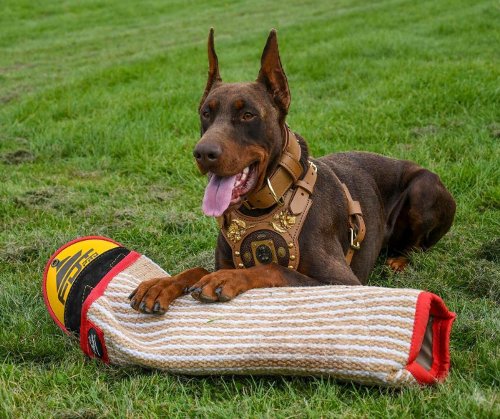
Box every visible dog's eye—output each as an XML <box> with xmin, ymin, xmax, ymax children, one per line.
<box><xmin>241</xmin><ymin>112</ymin><xmax>255</xmax><ymax>121</ymax></box>
<box><xmin>201</xmin><ymin>111</ymin><xmax>210</xmax><ymax>119</ymax></box>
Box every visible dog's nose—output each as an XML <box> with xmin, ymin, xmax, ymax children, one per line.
<box><xmin>193</xmin><ymin>143</ymin><xmax>222</xmax><ymax>167</ymax></box>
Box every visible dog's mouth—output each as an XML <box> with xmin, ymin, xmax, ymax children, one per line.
<box><xmin>202</xmin><ymin>163</ymin><xmax>259</xmax><ymax>217</ymax></box>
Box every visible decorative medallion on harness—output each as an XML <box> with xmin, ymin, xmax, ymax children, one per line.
<box><xmin>242</xmin><ymin>230</ymin><xmax>289</xmax><ymax>267</ymax></box>
<box><xmin>272</xmin><ymin>210</ymin><xmax>296</xmax><ymax>233</ymax></box>
<box><xmin>226</xmin><ymin>219</ymin><xmax>247</xmax><ymax>243</ymax></box>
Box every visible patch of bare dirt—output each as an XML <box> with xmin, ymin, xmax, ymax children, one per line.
<box><xmin>2</xmin><ymin>149</ymin><xmax>35</xmax><ymax>165</ymax></box>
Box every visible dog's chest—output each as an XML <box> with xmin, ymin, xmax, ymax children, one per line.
<box><xmin>219</xmin><ymin>190</ymin><xmax>312</xmax><ymax>270</ymax></box>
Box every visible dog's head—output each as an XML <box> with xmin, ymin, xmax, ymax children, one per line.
<box><xmin>194</xmin><ymin>29</ymin><xmax>291</xmax><ymax>217</ymax></box>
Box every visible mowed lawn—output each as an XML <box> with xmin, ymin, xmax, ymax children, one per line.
<box><xmin>0</xmin><ymin>0</ymin><xmax>498</xmax><ymax>417</ymax></box>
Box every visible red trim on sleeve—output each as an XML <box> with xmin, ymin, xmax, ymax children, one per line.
<box><xmin>406</xmin><ymin>291</ymin><xmax>456</xmax><ymax>385</ymax></box>
<box><xmin>42</xmin><ymin>236</ymin><xmax>122</xmax><ymax>334</ymax></box>
<box><xmin>79</xmin><ymin>250</ymin><xmax>141</xmax><ymax>362</ymax></box>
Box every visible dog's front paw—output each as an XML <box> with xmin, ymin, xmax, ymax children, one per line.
<box><xmin>128</xmin><ymin>277</ymin><xmax>184</xmax><ymax>315</ymax></box>
<box><xmin>188</xmin><ymin>270</ymin><xmax>248</xmax><ymax>303</ymax></box>
<box><xmin>129</xmin><ymin>267</ymin><xmax>209</xmax><ymax>314</ymax></box>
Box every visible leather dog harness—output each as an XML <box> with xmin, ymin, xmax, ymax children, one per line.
<box><xmin>217</xmin><ymin>127</ymin><xmax>365</xmax><ymax>270</ymax></box>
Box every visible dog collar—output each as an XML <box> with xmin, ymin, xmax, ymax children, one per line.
<box><xmin>244</xmin><ymin>126</ymin><xmax>304</xmax><ymax>210</ymax></box>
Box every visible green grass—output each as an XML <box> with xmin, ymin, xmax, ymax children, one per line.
<box><xmin>1</xmin><ymin>0</ymin><xmax>499</xmax><ymax>417</ymax></box>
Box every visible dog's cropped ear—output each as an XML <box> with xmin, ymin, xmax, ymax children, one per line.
<box><xmin>199</xmin><ymin>28</ymin><xmax>222</xmax><ymax>111</ymax></box>
<box><xmin>257</xmin><ymin>29</ymin><xmax>290</xmax><ymax>114</ymax></box>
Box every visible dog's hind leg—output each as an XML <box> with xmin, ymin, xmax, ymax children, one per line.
<box><xmin>386</xmin><ymin>168</ymin><xmax>456</xmax><ymax>271</ymax></box>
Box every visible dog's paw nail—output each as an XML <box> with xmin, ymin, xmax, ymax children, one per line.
<box><xmin>218</xmin><ymin>295</ymin><xmax>231</xmax><ymax>302</ymax></box>
<box><xmin>198</xmin><ymin>293</ymin><xmax>217</xmax><ymax>303</ymax></box>
<box><xmin>153</xmin><ymin>302</ymin><xmax>160</xmax><ymax>312</ymax></box>
<box><xmin>215</xmin><ymin>287</ymin><xmax>222</xmax><ymax>296</ymax></box>
<box><xmin>130</xmin><ymin>299</ymin><xmax>136</xmax><ymax>308</ymax></box>
<box><xmin>128</xmin><ymin>290</ymin><xmax>137</xmax><ymax>300</ymax></box>
<box><xmin>139</xmin><ymin>302</ymin><xmax>146</xmax><ymax>311</ymax></box>
<box><xmin>187</xmin><ymin>286</ymin><xmax>197</xmax><ymax>293</ymax></box>
<box><xmin>190</xmin><ymin>287</ymin><xmax>201</xmax><ymax>294</ymax></box>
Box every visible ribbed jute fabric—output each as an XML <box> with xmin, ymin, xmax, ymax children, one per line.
<box><xmin>85</xmin><ymin>255</ymin><xmax>423</xmax><ymax>386</ymax></box>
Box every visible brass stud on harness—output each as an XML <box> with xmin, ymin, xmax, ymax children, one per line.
<box><xmin>235</xmin><ymin>251</ymin><xmax>240</xmax><ymax>256</ymax></box>
<box><xmin>288</xmin><ymin>242</ymin><xmax>294</xmax><ymax>248</ymax></box>
<box><xmin>238</xmin><ymin>263</ymin><xmax>244</xmax><ymax>268</ymax></box>
<box><xmin>290</xmin><ymin>255</ymin><xmax>296</xmax><ymax>261</ymax></box>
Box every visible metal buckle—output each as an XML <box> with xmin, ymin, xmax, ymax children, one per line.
<box><xmin>309</xmin><ymin>161</ymin><xmax>317</xmax><ymax>172</ymax></box>
<box><xmin>349</xmin><ymin>227</ymin><xmax>361</xmax><ymax>250</ymax></box>
<box><xmin>267</xmin><ymin>177</ymin><xmax>285</xmax><ymax>206</ymax></box>
<box><xmin>243</xmin><ymin>200</ymin><xmax>256</xmax><ymax>210</ymax></box>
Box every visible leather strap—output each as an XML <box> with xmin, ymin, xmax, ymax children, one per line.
<box><xmin>245</xmin><ymin>127</ymin><xmax>303</xmax><ymax>209</ymax></box>
<box><xmin>289</xmin><ymin>162</ymin><xmax>317</xmax><ymax>215</ymax></box>
<box><xmin>341</xmin><ymin>183</ymin><xmax>366</xmax><ymax>265</ymax></box>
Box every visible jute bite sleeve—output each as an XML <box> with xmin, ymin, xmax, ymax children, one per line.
<box><xmin>43</xmin><ymin>236</ymin><xmax>456</xmax><ymax>387</ymax></box>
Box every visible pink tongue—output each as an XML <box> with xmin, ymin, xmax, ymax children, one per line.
<box><xmin>202</xmin><ymin>174</ymin><xmax>237</xmax><ymax>217</ymax></box>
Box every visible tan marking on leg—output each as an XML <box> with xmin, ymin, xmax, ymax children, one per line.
<box><xmin>386</xmin><ymin>256</ymin><xmax>409</xmax><ymax>272</ymax></box>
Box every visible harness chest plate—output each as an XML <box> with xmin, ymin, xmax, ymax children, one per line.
<box><xmin>220</xmin><ymin>190</ymin><xmax>313</xmax><ymax>270</ymax></box>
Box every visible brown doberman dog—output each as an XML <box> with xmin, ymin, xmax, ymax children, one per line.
<box><xmin>129</xmin><ymin>29</ymin><xmax>456</xmax><ymax>314</ymax></box>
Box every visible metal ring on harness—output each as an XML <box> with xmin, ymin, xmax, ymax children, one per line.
<box><xmin>349</xmin><ymin>227</ymin><xmax>361</xmax><ymax>250</ymax></box>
